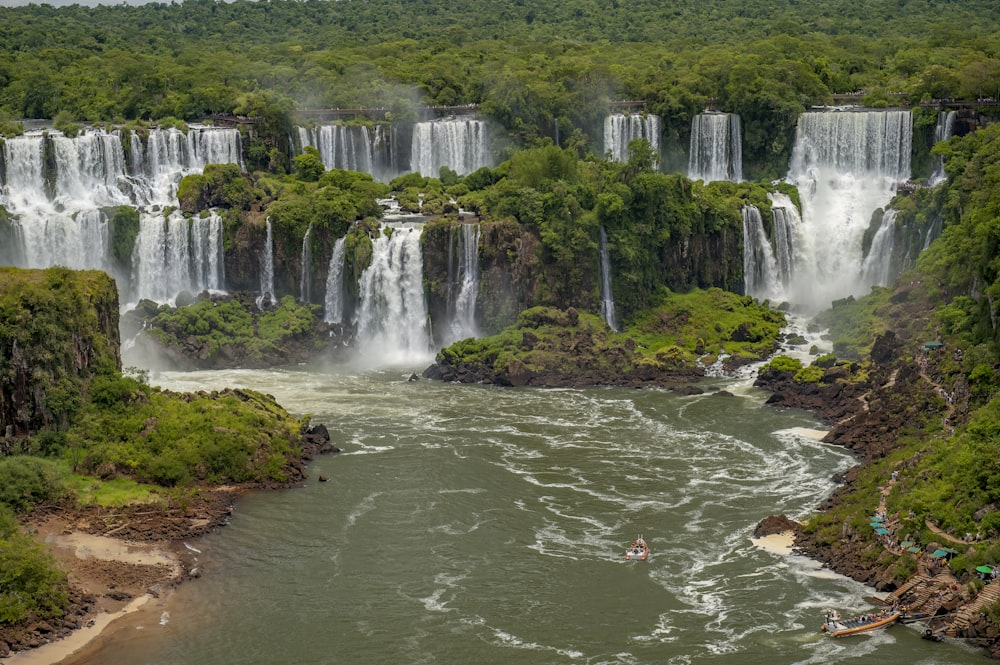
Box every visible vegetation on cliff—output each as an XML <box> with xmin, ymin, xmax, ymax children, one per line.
<box><xmin>0</xmin><ymin>267</ymin><xmax>321</xmax><ymax>628</ymax></box>
<box><xmin>786</xmin><ymin>122</ymin><xmax>1000</xmax><ymax>604</ymax></box>
<box><xmin>427</xmin><ymin>288</ymin><xmax>784</xmax><ymax>386</ymax></box>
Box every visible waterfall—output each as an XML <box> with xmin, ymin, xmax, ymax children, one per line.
<box><xmin>598</xmin><ymin>226</ymin><xmax>619</xmax><ymax>331</ymax></box>
<box><xmin>604</xmin><ymin>113</ymin><xmax>661</xmax><ymax>163</ymax></box>
<box><xmin>929</xmin><ymin>110</ymin><xmax>957</xmax><ymax>185</ymax></box>
<box><xmin>410</xmin><ymin>119</ymin><xmax>490</xmax><ymax>177</ymax></box>
<box><xmin>688</xmin><ymin>113</ymin><xmax>743</xmax><ymax>183</ymax></box>
<box><xmin>300</xmin><ymin>224</ymin><xmax>313</xmax><ymax>303</ymax></box>
<box><xmin>444</xmin><ymin>223</ymin><xmax>481</xmax><ymax>344</ymax></box>
<box><xmin>323</xmin><ymin>236</ymin><xmax>347</xmax><ymax>324</ymax></box>
<box><xmin>256</xmin><ymin>217</ymin><xmax>275</xmax><ymax>309</ymax></box>
<box><xmin>769</xmin><ymin>192</ymin><xmax>800</xmax><ymax>290</ymax></box>
<box><xmin>860</xmin><ymin>209</ymin><xmax>898</xmax><ymax>288</ymax></box>
<box><xmin>299</xmin><ymin>125</ymin><xmax>374</xmax><ymax>175</ymax></box>
<box><xmin>785</xmin><ymin>109</ymin><xmax>912</xmax><ymax>310</ymax></box>
<box><xmin>1</xmin><ymin>125</ymin><xmax>243</xmax><ymax>304</ymax></box>
<box><xmin>741</xmin><ymin>206</ymin><xmax>782</xmax><ymax>301</ymax></box>
<box><xmin>130</xmin><ymin>209</ymin><xmax>224</xmax><ymax>305</ymax></box>
<box><xmin>354</xmin><ymin>225</ymin><xmax>431</xmax><ymax>364</ymax></box>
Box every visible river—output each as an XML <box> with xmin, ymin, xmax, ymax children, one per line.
<box><xmin>71</xmin><ymin>364</ymin><xmax>987</xmax><ymax>664</ymax></box>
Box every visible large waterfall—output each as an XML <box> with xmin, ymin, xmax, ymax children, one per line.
<box><xmin>443</xmin><ymin>223</ymin><xmax>481</xmax><ymax>345</ymax></box>
<box><xmin>410</xmin><ymin>119</ymin><xmax>491</xmax><ymax>177</ymax></box>
<box><xmin>603</xmin><ymin>113</ymin><xmax>661</xmax><ymax>163</ymax></box>
<box><xmin>785</xmin><ymin>109</ymin><xmax>911</xmax><ymax>310</ymax></box>
<box><xmin>688</xmin><ymin>112</ymin><xmax>742</xmax><ymax>183</ymax></box>
<box><xmin>741</xmin><ymin>206</ymin><xmax>781</xmax><ymax>301</ymax></box>
<box><xmin>0</xmin><ymin>125</ymin><xmax>243</xmax><ymax>304</ymax></box>
<box><xmin>354</xmin><ymin>225</ymin><xmax>431</xmax><ymax>364</ymax></box>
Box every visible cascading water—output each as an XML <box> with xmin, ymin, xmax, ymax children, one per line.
<box><xmin>741</xmin><ymin>206</ymin><xmax>782</xmax><ymax>301</ymax></box>
<box><xmin>1</xmin><ymin>125</ymin><xmax>243</xmax><ymax>303</ymax></box>
<box><xmin>929</xmin><ymin>110</ymin><xmax>957</xmax><ymax>185</ymax></box>
<box><xmin>444</xmin><ymin>223</ymin><xmax>481</xmax><ymax>344</ymax></box>
<box><xmin>298</xmin><ymin>125</ymin><xmax>373</xmax><ymax>176</ymax></box>
<box><xmin>130</xmin><ymin>209</ymin><xmax>225</xmax><ymax>304</ymax></box>
<box><xmin>769</xmin><ymin>192</ymin><xmax>800</xmax><ymax>291</ymax></box>
<box><xmin>300</xmin><ymin>224</ymin><xmax>313</xmax><ymax>304</ymax></box>
<box><xmin>603</xmin><ymin>113</ymin><xmax>661</xmax><ymax>163</ymax></box>
<box><xmin>410</xmin><ymin>119</ymin><xmax>490</xmax><ymax>177</ymax></box>
<box><xmin>688</xmin><ymin>112</ymin><xmax>743</xmax><ymax>183</ymax></box>
<box><xmin>860</xmin><ymin>209</ymin><xmax>899</xmax><ymax>288</ymax></box>
<box><xmin>354</xmin><ymin>225</ymin><xmax>431</xmax><ymax>364</ymax></box>
<box><xmin>785</xmin><ymin>109</ymin><xmax>912</xmax><ymax>310</ymax></box>
<box><xmin>256</xmin><ymin>218</ymin><xmax>275</xmax><ymax>310</ymax></box>
<box><xmin>598</xmin><ymin>226</ymin><xmax>619</xmax><ymax>331</ymax></box>
<box><xmin>323</xmin><ymin>236</ymin><xmax>347</xmax><ymax>325</ymax></box>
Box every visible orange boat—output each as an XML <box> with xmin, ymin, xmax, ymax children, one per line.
<box><xmin>625</xmin><ymin>535</ymin><xmax>649</xmax><ymax>562</ymax></box>
<box><xmin>821</xmin><ymin>609</ymin><xmax>900</xmax><ymax>637</ymax></box>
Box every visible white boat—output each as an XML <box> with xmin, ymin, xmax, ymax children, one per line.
<box><xmin>625</xmin><ymin>535</ymin><xmax>649</xmax><ymax>561</ymax></box>
<box><xmin>821</xmin><ymin>609</ymin><xmax>900</xmax><ymax>637</ymax></box>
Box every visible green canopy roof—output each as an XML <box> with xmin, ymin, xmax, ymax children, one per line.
<box><xmin>924</xmin><ymin>341</ymin><xmax>944</xmax><ymax>349</ymax></box>
<box><xmin>907</xmin><ymin>546</ymin><xmax>922</xmax><ymax>553</ymax></box>
<box><xmin>931</xmin><ymin>549</ymin><xmax>949</xmax><ymax>558</ymax></box>
<box><xmin>900</xmin><ymin>541</ymin><xmax>914</xmax><ymax>548</ymax></box>
<box><xmin>875</xmin><ymin>527</ymin><xmax>890</xmax><ymax>535</ymax></box>
<box><xmin>977</xmin><ymin>566</ymin><xmax>994</xmax><ymax>574</ymax></box>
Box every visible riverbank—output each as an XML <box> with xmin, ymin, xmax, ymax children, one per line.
<box><xmin>0</xmin><ymin>425</ymin><xmax>337</xmax><ymax>663</ymax></box>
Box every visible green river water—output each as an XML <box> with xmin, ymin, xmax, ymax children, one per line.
<box><xmin>67</xmin><ymin>365</ymin><xmax>988</xmax><ymax>665</ymax></box>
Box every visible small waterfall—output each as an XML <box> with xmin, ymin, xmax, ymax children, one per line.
<box><xmin>604</xmin><ymin>113</ymin><xmax>661</xmax><ymax>163</ymax></box>
<box><xmin>688</xmin><ymin>112</ymin><xmax>743</xmax><ymax>183</ymax></box>
<box><xmin>354</xmin><ymin>225</ymin><xmax>431</xmax><ymax>364</ymax></box>
<box><xmin>785</xmin><ymin>109</ymin><xmax>912</xmax><ymax>310</ymax></box>
<box><xmin>299</xmin><ymin>125</ymin><xmax>376</xmax><ymax>176</ymax></box>
<box><xmin>860</xmin><ymin>209</ymin><xmax>898</xmax><ymax>288</ymax></box>
<box><xmin>445</xmin><ymin>223</ymin><xmax>481</xmax><ymax>343</ymax></box>
<box><xmin>300</xmin><ymin>224</ymin><xmax>313</xmax><ymax>303</ymax></box>
<box><xmin>130</xmin><ymin>209</ymin><xmax>224</xmax><ymax>304</ymax></box>
<box><xmin>410</xmin><ymin>119</ymin><xmax>490</xmax><ymax>177</ymax></box>
<box><xmin>741</xmin><ymin>206</ymin><xmax>781</xmax><ymax>301</ymax></box>
<box><xmin>929</xmin><ymin>110</ymin><xmax>957</xmax><ymax>185</ymax></box>
<box><xmin>598</xmin><ymin>226</ymin><xmax>619</xmax><ymax>331</ymax></box>
<box><xmin>256</xmin><ymin>217</ymin><xmax>275</xmax><ymax>309</ymax></box>
<box><xmin>323</xmin><ymin>236</ymin><xmax>347</xmax><ymax>324</ymax></box>
<box><xmin>769</xmin><ymin>192</ymin><xmax>801</xmax><ymax>290</ymax></box>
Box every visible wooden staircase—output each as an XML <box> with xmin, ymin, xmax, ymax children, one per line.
<box><xmin>947</xmin><ymin>583</ymin><xmax>1000</xmax><ymax>635</ymax></box>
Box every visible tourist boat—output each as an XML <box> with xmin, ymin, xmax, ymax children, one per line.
<box><xmin>625</xmin><ymin>535</ymin><xmax>649</xmax><ymax>561</ymax></box>
<box><xmin>820</xmin><ymin>609</ymin><xmax>900</xmax><ymax>637</ymax></box>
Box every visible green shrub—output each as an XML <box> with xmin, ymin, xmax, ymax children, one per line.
<box><xmin>0</xmin><ymin>457</ymin><xmax>67</xmax><ymax>513</ymax></box>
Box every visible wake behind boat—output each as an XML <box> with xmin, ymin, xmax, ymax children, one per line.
<box><xmin>821</xmin><ymin>609</ymin><xmax>900</xmax><ymax>637</ymax></box>
<box><xmin>625</xmin><ymin>535</ymin><xmax>649</xmax><ymax>562</ymax></box>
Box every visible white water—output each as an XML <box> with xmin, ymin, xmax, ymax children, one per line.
<box><xmin>1</xmin><ymin>125</ymin><xmax>243</xmax><ymax>303</ymax></box>
<box><xmin>410</xmin><ymin>119</ymin><xmax>491</xmax><ymax>177</ymax></box>
<box><xmin>444</xmin><ymin>223</ymin><xmax>481</xmax><ymax>344</ymax></box>
<box><xmin>784</xmin><ymin>110</ymin><xmax>911</xmax><ymax>311</ymax></box>
<box><xmin>688</xmin><ymin>113</ymin><xmax>743</xmax><ymax>183</ymax></box>
<box><xmin>323</xmin><ymin>236</ymin><xmax>347</xmax><ymax>324</ymax></box>
<box><xmin>299</xmin><ymin>224</ymin><xmax>313</xmax><ymax>303</ymax></box>
<box><xmin>354</xmin><ymin>225</ymin><xmax>432</xmax><ymax>365</ymax></box>
<box><xmin>599</xmin><ymin>226</ymin><xmax>619</xmax><ymax>331</ymax></box>
<box><xmin>860</xmin><ymin>209</ymin><xmax>898</xmax><ymax>289</ymax></box>
<box><xmin>256</xmin><ymin>218</ymin><xmax>275</xmax><ymax>310</ymax></box>
<box><xmin>604</xmin><ymin>113</ymin><xmax>661</xmax><ymax>163</ymax></box>
<box><xmin>130</xmin><ymin>209</ymin><xmax>224</xmax><ymax>305</ymax></box>
<box><xmin>770</xmin><ymin>192</ymin><xmax>800</xmax><ymax>293</ymax></box>
<box><xmin>929</xmin><ymin>110</ymin><xmax>957</xmax><ymax>185</ymax></box>
<box><xmin>742</xmin><ymin>206</ymin><xmax>782</xmax><ymax>301</ymax></box>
